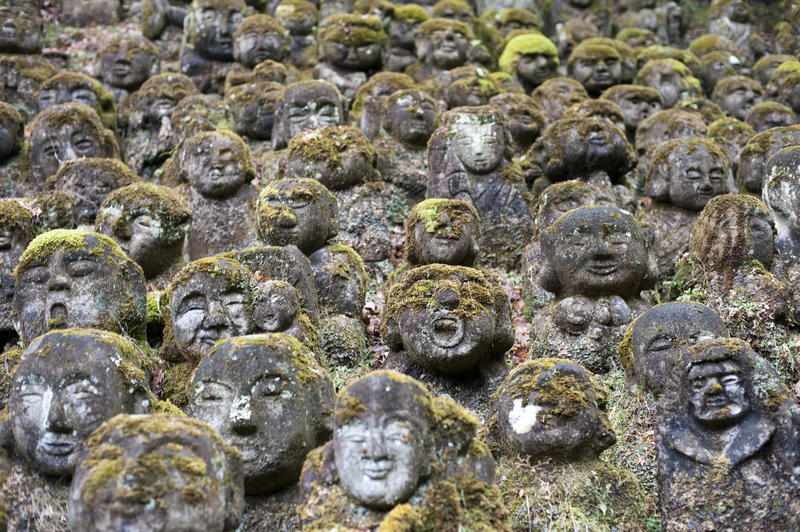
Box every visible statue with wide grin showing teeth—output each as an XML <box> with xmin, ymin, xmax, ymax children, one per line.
<box><xmin>532</xmin><ymin>206</ymin><xmax>656</xmax><ymax>373</ymax></box>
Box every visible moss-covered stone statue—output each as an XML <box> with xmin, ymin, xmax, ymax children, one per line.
<box><xmin>29</xmin><ymin>103</ymin><xmax>120</xmax><ymax>189</ymax></box>
<box><xmin>95</xmin><ymin>182</ymin><xmax>192</xmax><ymax>283</ymax></box>
<box><xmin>566</xmin><ymin>41</ymin><xmax>622</xmax><ymax>97</ymax></box>
<box><xmin>122</xmin><ymin>73</ymin><xmax>199</xmax><ymax>178</ymax></box>
<box><xmin>763</xmin><ymin>146</ymin><xmax>800</xmax><ymax>277</ymax></box>
<box><xmin>0</xmin><ymin>3</ymin><xmax>43</xmax><ymax>55</ymax></box>
<box><xmin>188</xmin><ymin>333</ymin><xmax>333</xmax><ymax>529</ymax></box>
<box><xmin>95</xmin><ymin>34</ymin><xmax>161</xmax><ymax>106</ymax></box>
<box><xmin>752</xmin><ymin>54</ymin><xmax>795</xmax><ymax>91</ymax></box>
<box><xmin>639</xmin><ymin>138</ymin><xmax>731</xmax><ymax>278</ymax></box>
<box><xmin>656</xmin><ymin>338</ymin><xmax>800</xmax><ymax>531</ymax></box>
<box><xmin>350</xmin><ymin>71</ymin><xmax>417</xmax><ymax>141</ymax></box>
<box><xmin>744</xmin><ymin>101</ymin><xmax>796</xmax><ymax>133</ymax></box>
<box><xmin>435</xmin><ymin>65</ymin><xmax>499</xmax><ymax>110</ymax></box>
<box><xmin>427</xmin><ymin>106</ymin><xmax>533</xmax><ymax>266</ymax></box>
<box><xmin>633</xmin><ymin>109</ymin><xmax>708</xmax><ymax>184</ymax></box>
<box><xmin>487</xmin><ymin>92</ymin><xmax>545</xmax><ymax>158</ymax></box>
<box><xmin>705</xmin><ymin>117</ymin><xmax>754</xmax><ymax>173</ymax></box>
<box><xmin>273</xmin><ymin>0</ymin><xmax>319</xmax><ymax>71</ymax></box>
<box><xmin>530</xmin><ymin>76</ymin><xmax>588</xmax><ymax>123</ymax></box>
<box><xmin>404</xmin><ymin>199</ymin><xmax>481</xmax><ymax>269</ymax></box>
<box><xmin>47</xmin><ymin>158</ymin><xmax>141</xmax><ymax>230</ymax></box>
<box><xmin>314</xmin><ymin>14</ymin><xmax>386</xmax><ymax>104</ymax></box>
<box><xmin>710</xmin><ymin>75</ymin><xmax>763</xmax><ymax>121</ymax></box>
<box><xmin>37</xmin><ymin>72</ymin><xmax>118</xmax><ymax>132</ymax></box>
<box><xmin>619</xmin><ymin>301</ymin><xmax>728</xmax><ymax>395</ymax></box>
<box><xmin>0</xmin><ymin>200</ymin><xmax>34</xmax><ymax>343</ymax></box>
<box><xmin>635</xmin><ymin>58</ymin><xmax>703</xmax><ymax>108</ymax></box>
<box><xmin>0</xmin><ymin>101</ymin><xmax>30</xmax><ymax>197</ymax></box>
<box><xmin>12</xmin><ymin>230</ymin><xmax>147</xmax><ymax>346</ymax></box>
<box><xmin>298</xmin><ymin>370</ymin><xmax>510</xmax><ymax>530</ymax></box>
<box><xmin>257</xmin><ymin>177</ymin><xmax>367</xmax><ymax>364</ymax></box>
<box><xmin>180</xmin><ymin>0</ymin><xmax>247</xmax><ymax>94</ymax></box>
<box><xmin>67</xmin><ymin>414</ymin><xmax>245</xmax><ymax>532</ymax></box>
<box><xmin>545</xmin><ymin>0</ymin><xmax>610</xmax><ymax>36</ymax></box>
<box><xmin>281</xmin><ymin>126</ymin><xmax>392</xmax><ymax>266</ymax></box>
<box><xmin>484</xmin><ymin>359</ymin><xmax>647</xmax><ymax>530</ymax></box>
<box><xmin>174</xmin><ymin>130</ymin><xmax>258</xmax><ymax>260</ymax></box>
<box><xmin>382</xmin><ymin>265</ymin><xmax>513</xmax><ymax>407</ymax></box>
<box><xmin>250</xmin><ymin>281</ymin><xmax>318</xmax><ymax>351</ymax></box>
<box><xmin>384</xmin><ymin>4</ymin><xmax>429</xmax><ymax>73</ymax></box>
<box><xmin>270</xmin><ymin>80</ymin><xmax>345</xmax><ymax>151</ymax></box>
<box><xmin>736</xmin><ymin>124</ymin><xmax>800</xmax><ymax>195</ymax></box>
<box><xmin>707</xmin><ymin>0</ymin><xmax>767</xmax><ymax>67</ymax></box>
<box><xmin>562</xmin><ymin>99</ymin><xmax>626</xmax><ymax>134</ymax></box>
<box><xmin>373</xmin><ymin>89</ymin><xmax>439</xmax><ymax>204</ymax></box>
<box><xmin>599</xmin><ymin>84</ymin><xmax>663</xmax><ymax>141</ymax></box>
<box><xmin>532</xmin><ymin>206</ymin><xmax>656</xmax><ymax>373</ymax></box>
<box><xmin>406</xmin><ymin>18</ymin><xmax>477</xmax><ymax>86</ymax></box>
<box><xmin>227</xmin><ymin>14</ymin><xmax>292</xmax><ymax>88</ymax></box>
<box><xmin>497</xmin><ymin>33</ymin><xmax>559</xmax><ymax>94</ymax></box>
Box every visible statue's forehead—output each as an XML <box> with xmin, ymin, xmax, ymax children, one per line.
<box><xmin>17</xmin><ymin>340</ymin><xmax>120</xmax><ymax>379</ymax></box>
<box><xmin>558</xmin><ymin>210</ymin><xmax>636</xmax><ymax>234</ymax></box>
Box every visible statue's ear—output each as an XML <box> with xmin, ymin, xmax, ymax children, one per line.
<box><xmin>537</xmin><ymin>230</ymin><xmax>561</xmax><ymax>294</ymax></box>
<box><xmin>646</xmin><ymin>158</ymin><xmax>670</xmax><ymax>202</ymax></box>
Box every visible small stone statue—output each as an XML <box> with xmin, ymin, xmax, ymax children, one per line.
<box><xmin>314</xmin><ymin>14</ymin><xmax>387</xmax><ymax>104</ymax></box>
<box><xmin>270</xmin><ymin>80</ymin><xmax>345</xmax><ymax>150</ymax></box>
<box><xmin>68</xmin><ymin>414</ymin><xmax>245</xmax><ymax>532</ymax></box>
<box><xmin>427</xmin><ymin>106</ymin><xmax>533</xmax><ymax>265</ymax></box>
<box><xmin>435</xmin><ymin>66</ymin><xmax>500</xmax><ymax>110</ymax></box>
<box><xmin>488</xmin><ymin>93</ymin><xmax>546</xmax><ymax>156</ymax></box>
<box><xmin>95</xmin><ymin>182</ymin><xmax>192</xmax><ymax>282</ymax></box>
<box><xmin>745</xmin><ymin>101</ymin><xmax>796</xmax><ymax>133</ymax></box>
<box><xmin>705</xmin><ymin>117</ymin><xmax>754</xmax><ymax>174</ymax></box>
<box><xmin>29</xmin><ymin>103</ymin><xmax>119</xmax><ymax>187</ymax></box>
<box><xmin>404</xmin><ymin>198</ymin><xmax>481</xmax><ymax>268</ymax></box>
<box><xmin>656</xmin><ymin>338</ymin><xmax>800</xmax><ymax>530</ymax></box>
<box><xmin>229</xmin><ymin>14</ymin><xmax>292</xmax><ymax>85</ymax></box>
<box><xmin>634</xmin><ymin>58</ymin><xmax>703</xmax><ymax>108</ymax></box>
<box><xmin>406</xmin><ymin>18</ymin><xmax>477</xmax><ymax>86</ymax></box>
<box><xmin>763</xmin><ymin>146</ymin><xmax>800</xmax><ymax>274</ymax></box>
<box><xmin>639</xmin><ymin>138</ymin><xmax>731</xmax><ymax>278</ymax></box>
<box><xmin>189</xmin><ymin>334</ymin><xmax>333</xmax><ymax>495</ymax></box>
<box><xmin>298</xmin><ymin>370</ymin><xmax>510</xmax><ymax>530</ymax></box>
<box><xmin>532</xmin><ymin>206</ymin><xmax>656</xmax><ymax>373</ymax></box>
<box><xmin>497</xmin><ymin>34</ymin><xmax>559</xmax><ymax>94</ymax></box>
<box><xmin>736</xmin><ymin>125</ymin><xmax>800</xmax><ymax>195</ymax></box>
<box><xmin>530</xmin><ymin>77</ymin><xmax>588</xmax><ymax>123</ymax></box>
<box><xmin>95</xmin><ymin>34</ymin><xmax>161</xmax><ymax>105</ymax></box>
<box><xmin>619</xmin><ymin>302</ymin><xmax>728</xmax><ymax>395</ymax></box>
<box><xmin>273</xmin><ymin>0</ymin><xmax>319</xmax><ymax>71</ymax></box>
<box><xmin>251</xmin><ymin>281</ymin><xmax>318</xmax><ymax>350</ymax></box>
<box><xmin>180</xmin><ymin>0</ymin><xmax>247</xmax><ymax>94</ymax></box>
<box><xmin>37</xmin><ymin>72</ymin><xmax>118</xmax><ymax>132</ymax></box>
<box><xmin>711</xmin><ymin>75</ymin><xmax>763</xmax><ymax>121</ymax></box>
<box><xmin>12</xmin><ymin>230</ymin><xmax>147</xmax><ymax>346</ymax></box>
<box><xmin>0</xmin><ymin>3</ymin><xmax>43</xmax><ymax>55</ymax></box>
<box><xmin>384</xmin><ymin>5</ymin><xmax>429</xmax><ymax>73</ymax></box>
<box><xmin>350</xmin><ymin>71</ymin><xmax>416</xmax><ymax>141</ymax></box>
<box><xmin>708</xmin><ymin>0</ymin><xmax>767</xmax><ymax>67</ymax></box>
<box><xmin>599</xmin><ymin>84</ymin><xmax>663</xmax><ymax>141</ymax></box>
<box><xmin>567</xmin><ymin>41</ymin><xmax>622</xmax><ymax>97</ymax></box>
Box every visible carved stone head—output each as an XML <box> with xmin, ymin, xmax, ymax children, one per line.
<box><xmin>0</xmin><ymin>101</ymin><xmax>23</xmax><ymax>162</ymax></box>
<box><xmin>414</xmin><ymin>18</ymin><xmax>473</xmax><ymax>70</ymax></box>
<box><xmin>0</xmin><ymin>4</ymin><xmax>43</xmax><ymax>54</ymax></box>
<box><xmin>601</xmin><ymin>85</ymin><xmax>662</xmax><ymax>137</ymax></box>
<box><xmin>37</xmin><ymin>72</ymin><xmax>117</xmax><ymax>131</ymax></box>
<box><xmin>384</xmin><ymin>89</ymin><xmax>439</xmax><ymax>147</ymax></box>
<box><xmin>126</xmin><ymin>73</ymin><xmax>199</xmax><ymax>130</ymax></box>
<box><xmin>567</xmin><ymin>42</ymin><xmax>622</xmax><ymax>97</ymax></box>
<box><xmin>189</xmin><ymin>333</ymin><xmax>334</xmax><ymax>494</ymax></box>
<box><xmin>711</xmin><ymin>75</ymin><xmax>763</xmax><ymax>121</ymax></box>
<box><xmin>488</xmin><ymin>92</ymin><xmax>545</xmax><ymax>153</ymax></box>
<box><xmin>183</xmin><ymin>130</ymin><xmax>255</xmax><ymax>199</ymax></box>
<box><xmin>635</xmin><ymin>59</ymin><xmax>703</xmax><ymax>108</ymax></box>
<box><xmin>405</xmin><ymin>198</ymin><xmax>480</xmax><ymax>266</ymax></box>
<box><xmin>309</xmin><ymin>244</ymin><xmax>367</xmax><ymax>318</ymax></box>
<box><xmin>272</xmin><ymin>80</ymin><xmax>345</xmax><ymax>149</ymax></box>
<box><xmin>233</xmin><ymin>14</ymin><xmax>291</xmax><ymax>68</ymax></box>
<box><xmin>97</xmin><ymin>34</ymin><xmax>160</xmax><ymax>91</ymax></box>
<box><xmin>317</xmin><ymin>14</ymin><xmax>386</xmax><ymax>71</ymax></box>
<box><xmin>530</xmin><ymin>77</ymin><xmax>588</xmax><ymax>123</ymax></box>
<box><xmin>185</xmin><ymin>0</ymin><xmax>247</xmax><ymax>61</ymax></box>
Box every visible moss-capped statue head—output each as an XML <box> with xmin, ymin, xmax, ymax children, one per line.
<box><xmin>13</xmin><ymin>230</ymin><xmax>147</xmax><ymax>345</ymax></box>
<box><xmin>0</xmin><ymin>199</ymin><xmax>34</xmax><ymax>254</ymax></box>
<box><xmin>98</xmin><ymin>33</ymin><xmax>160</xmax><ymax>91</ymax></box>
<box><xmin>436</xmin><ymin>65</ymin><xmax>499</xmax><ymax>109</ymax></box>
<box><xmin>49</xmin><ymin>158</ymin><xmax>141</xmax><ymax>226</ymax></box>
<box><xmin>487</xmin><ymin>358</ymin><xmax>615</xmax><ymax>459</ymax></box>
<box><xmin>414</xmin><ymin>18</ymin><xmax>474</xmax><ymax>70</ymax></box>
<box><xmin>308</xmin><ymin>244</ymin><xmax>367</xmax><ymax>318</ymax></box>
<box><xmin>431</xmin><ymin>0</ymin><xmax>475</xmax><ymax>25</ymax></box>
<box><xmin>539</xmin><ymin>206</ymin><xmax>655</xmax><ymax>299</ymax></box>
<box><xmin>166</xmin><ymin>256</ymin><xmax>254</xmax><ymax>361</ymax></box>
<box><xmin>533</xmin><ymin>180</ymin><xmax>619</xmax><ymax>235</ymax></box>
<box><xmin>95</xmin><ymin>182</ymin><xmax>192</xmax><ymax>279</ymax></box>
<box><xmin>646</xmin><ymin>138</ymin><xmax>730</xmax><ymax>211</ymax></box>
<box><xmin>0</xmin><ymin>101</ymin><xmax>23</xmax><ymax>162</ymax></box>
<box><xmin>30</xmin><ymin>103</ymin><xmax>120</xmax><ymax>183</ymax></box>
<box><xmin>709</xmin><ymin>0</ymin><xmax>751</xmax><ymax>23</ymax></box>
<box><xmin>498</xmin><ymin>33</ymin><xmax>558</xmax><ymax>90</ymax></box>
<box><xmin>0</xmin><ymin>4</ymin><xmax>43</xmax><ymax>54</ymax></box>
<box><xmin>68</xmin><ymin>413</ymin><xmax>245</xmax><ymax>532</ymax></box>
<box><xmin>494</xmin><ymin>8</ymin><xmax>542</xmax><ymax>37</ymax></box>
<box><xmin>697</xmin><ymin>50</ymin><xmax>739</xmax><ymax>94</ymax></box>
<box><xmin>752</xmin><ymin>54</ymin><xmax>794</xmax><ymax>90</ymax></box>
<box><xmin>127</xmin><ymin>73</ymin><xmax>199</xmax><ymax>128</ymax></box>
<box><xmin>189</xmin><ymin>333</ymin><xmax>334</xmax><ymax>494</ymax></box>
<box><xmin>763</xmin><ymin>145</ymin><xmax>800</xmax><ymax>236</ymax></box>
<box><xmin>711</xmin><ymin>75</ymin><xmax>763</xmax><ymax>121</ymax></box>
<box><xmin>37</xmin><ymin>72</ymin><xmax>117</xmax><ymax>131</ymax></box>
<box><xmin>619</xmin><ymin>302</ymin><xmax>728</xmax><ymax>395</ymax></box>
<box><xmin>488</xmin><ymin>92</ymin><xmax>545</xmax><ymax>153</ymax></box>
<box><xmin>272</xmin><ymin>80</ymin><xmax>345</xmax><ymax>149</ymax></box>
<box><xmin>184</xmin><ymin>0</ymin><xmax>247</xmax><ymax>61</ymax></box>
<box><xmin>233</xmin><ymin>14</ymin><xmax>291</xmax><ymax>68</ymax></box>
<box><xmin>692</xmin><ymin>193</ymin><xmax>776</xmax><ymax>276</ymax></box>
<box><xmin>737</xmin><ymin>125</ymin><xmax>800</xmax><ymax>195</ymax></box>
<box><xmin>251</xmin><ymin>280</ymin><xmax>302</xmax><ymax>332</ymax></box>
<box><xmin>688</xmin><ymin>33</ymin><xmax>741</xmax><ymax>60</ymax></box>
<box><xmin>530</xmin><ymin>77</ymin><xmax>588</xmax><ymax>123</ymax></box>
<box><xmin>562</xmin><ymin>99</ymin><xmax>626</xmax><ymax>135</ymax></box>
<box><xmin>273</xmin><ymin>0</ymin><xmax>318</xmax><ymax>36</ymax></box>
<box><xmin>257</xmin><ymin>178</ymin><xmax>338</xmax><ymax>254</ymax></box>
<box><xmin>317</xmin><ymin>14</ymin><xmax>386</xmax><ymax>71</ymax></box>
<box><xmin>635</xmin><ymin>58</ymin><xmax>703</xmax><ymax>107</ymax></box>
<box><xmin>406</xmin><ymin>198</ymin><xmax>480</xmax><ymax>266</ymax></box>
<box><xmin>283</xmin><ymin>125</ymin><xmax>377</xmax><ymax>189</ymax></box>
<box><xmin>382</xmin><ymin>264</ymin><xmax>513</xmax><ymax>373</ymax></box>
<box><xmin>745</xmin><ymin>101</ymin><xmax>796</xmax><ymax>133</ymax></box>
<box><xmin>567</xmin><ymin>42</ymin><xmax>622</xmax><ymax>96</ymax></box>
<box><xmin>634</xmin><ymin>109</ymin><xmax>709</xmax><ymax>159</ymax></box>
<box><xmin>384</xmin><ymin>89</ymin><xmax>439</xmax><ymax>147</ymax></box>
<box><xmin>182</xmin><ymin>130</ymin><xmax>255</xmax><ymax>198</ymax></box>
<box><xmin>5</xmin><ymin>328</ymin><xmax>152</xmax><ymax>476</ymax></box>
<box><xmin>332</xmin><ymin>370</ymin><xmax>435</xmax><ymax>509</ymax></box>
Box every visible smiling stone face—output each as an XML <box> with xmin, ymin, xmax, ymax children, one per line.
<box><xmin>188</xmin><ymin>0</ymin><xmax>246</xmax><ymax>61</ymax></box>
<box><xmin>0</xmin><ymin>5</ymin><xmax>43</xmax><ymax>54</ymax></box>
<box><xmin>98</xmin><ymin>34</ymin><xmax>160</xmax><ymax>91</ymax></box>
<box><xmin>539</xmin><ymin>206</ymin><xmax>651</xmax><ymax>299</ymax></box>
<box><xmin>184</xmin><ymin>130</ymin><xmax>252</xmax><ymax>199</ymax></box>
<box><xmin>382</xmin><ymin>264</ymin><xmax>513</xmax><ymax>373</ymax></box>
<box><xmin>167</xmin><ymin>257</ymin><xmax>253</xmax><ymax>361</ymax></box>
<box><xmin>332</xmin><ymin>371</ymin><xmax>433</xmax><ymax>509</ymax></box>
<box><xmin>488</xmin><ymin>358</ymin><xmax>615</xmax><ymax>459</ymax></box>
<box><xmin>406</xmin><ymin>198</ymin><xmax>480</xmax><ymax>266</ymax></box>
<box><xmin>189</xmin><ymin>334</ymin><xmax>333</xmax><ymax>494</ymax></box>
<box><xmin>8</xmin><ymin>328</ymin><xmax>148</xmax><ymax>476</ymax></box>
<box><xmin>273</xmin><ymin>81</ymin><xmax>345</xmax><ymax>149</ymax></box>
<box><xmin>233</xmin><ymin>14</ymin><xmax>290</xmax><ymax>68</ymax></box>
<box><xmin>13</xmin><ymin>230</ymin><xmax>146</xmax><ymax>345</ymax></box>
<box><xmin>68</xmin><ymin>414</ymin><xmax>244</xmax><ymax>532</ymax></box>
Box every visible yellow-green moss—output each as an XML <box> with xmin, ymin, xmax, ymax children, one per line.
<box><xmin>393</xmin><ymin>5</ymin><xmax>429</xmax><ymax>23</ymax></box>
<box><xmin>497</xmin><ymin>33</ymin><xmax>558</xmax><ymax>75</ymax></box>
<box><xmin>101</xmin><ymin>182</ymin><xmax>191</xmax><ymax>244</ymax></box>
<box><xmin>286</xmin><ymin>125</ymin><xmax>376</xmax><ymax>170</ymax></box>
<box><xmin>415</xmin><ymin>18</ymin><xmax>474</xmax><ymax>39</ymax></box>
<box><xmin>317</xmin><ymin>14</ymin><xmax>387</xmax><ymax>46</ymax></box>
<box><xmin>16</xmin><ymin>229</ymin><xmax>131</xmax><ymax>274</ymax></box>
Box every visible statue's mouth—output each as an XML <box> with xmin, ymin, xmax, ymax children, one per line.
<box><xmin>362</xmin><ymin>460</ymin><xmax>393</xmax><ymax>480</ymax></box>
<box><xmin>48</xmin><ymin>303</ymin><xmax>68</xmax><ymax>327</ymax></box>
<box><xmin>40</xmin><ymin>435</ymin><xmax>77</xmax><ymax>457</ymax></box>
<box><xmin>705</xmin><ymin>397</ymin><xmax>729</xmax><ymax>408</ymax></box>
<box><xmin>429</xmin><ymin>313</ymin><xmax>464</xmax><ymax>348</ymax></box>
<box><xmin>197</xmin><ymin>329</ymin><xmax>221</xmax><ymax>346</ymax></box>
<box><xmin>586</xmin><ymin>262</ymin><xmax>616</xmax><ymax>275</ymax></box>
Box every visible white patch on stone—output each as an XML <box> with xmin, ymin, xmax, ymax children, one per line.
<box><xmin>508</xmin><ymin>398</ymin><xmax>542</xmax><ymax>434</ymax></box>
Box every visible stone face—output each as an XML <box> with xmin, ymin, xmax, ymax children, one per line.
<box><xmin>737</xmin><ymin>125</ymin><xmax>800</xmax><ymax>195</ymax></box>
<box><xmin>407</xmin><ymin>18</ymin><xmax>475</xmax><ymax>85</ymax></box>
<box><xmin>95</xmin><ymin>182</ymin><xmax>192</xmax><ymax>280</ymax></box>
<box><xmin>0</xmin><ymin>5</ymin><xmax>43</xmax><ymax>55</ymax></box>
<box><xmin>763</xmin><ymin>146</ymin><xmax>800</xmax><ymax>272</ymax></box>
<box><xmin>567</xmin><ymin>42</ymin><xmax>622</xmax><ymax>97</ymax></box>
<box><xmin>711</xmin><ymin>75</ymin><xmax>763</xmax><ymax>121</ymax></box>
<box><xmin>635</xmin><ymin>58</ymin><xmax>703</xmax><ymax>108</ymax></box>
<box><xmin>487</xmin><ymin>358</ymin><xmax>616</xmax><ymax>460</ymax></box>
<box><xmin>619</xmin><ymin>302</ymin><xmax>729</xmax><ymax>394</ymax></box>
<box><xmin>497</xmin><ymin>34</ymin><xmax>558</xmax><ymax>94</ymax></box>
<box><xmin>298</xmin><ymin>371</ymin><xmax>510</xmax><ymax>531</ymax></box>
<box><xmin>0</xmin><ymin>54</ymin><xmax>56</xmax><ymax>122</ymax></box>
<box><xmin>189</xmin><ymin>334</ymin><xmax>334</xmax><ymax>494</ymax></box>
<box><xmin>271</xmin><ymin>80</ymin><xmax>345</xmax><ymax>150</ymax></box>
<box><xmin>0</xmin><ymin>200</ymin><xmax>34</xmax><ymax>333</ymax></box>
<box><xmin>37</xmin><ymin>72</ymin><xmax>117</xmax><ymax>132</ymax></box>
<box><xmin>404</xmin><ymin>198</ymin><xmax>480</xmax><ymax>267</ymax></box>
<box><xmin>233</xmin><ymin>14</ymin><xmax>291</xmax><ymax>70</ymax></box>
<box><xmin>382</xmin><ymin>264</ymin><xmax>513</xmax><ymax>374</ymax></box>
<box><xmin>384</xmin><ymin>6</ymin><xmax>428</xmax><ymax>73</ymax></box>
<box><xmin>13</xmin><ymin>230</ymin><xmax>147</xmax><ymax>345</ymax></box>
<box><xmin>68</xmin><ymin>414</ymin><xmax>245</xmax><ymax>532</ymax></box>
<box><xmin>656</xmin><ymin>338</ymin><xmax>800</xmax><ymax>530</ymax></box>
<box><xmin>5</xmin><ymin>328</ymin><xmax>150</xmax><ymax>476</ymax></box>
<box><xmin>97</xmin><ymin>34</ymin><xmax>160</xmax><ymax>95</ymax></box>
